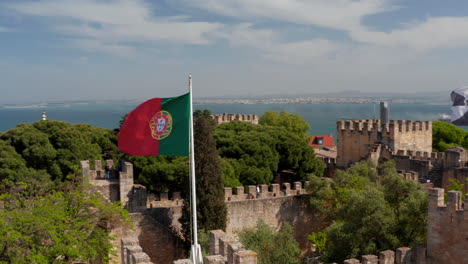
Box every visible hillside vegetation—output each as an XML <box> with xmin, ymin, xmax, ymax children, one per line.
<box><xmin>0</xmin><ymin>121</ymin><xmax>128</xmax><ymax>263</ymax></box>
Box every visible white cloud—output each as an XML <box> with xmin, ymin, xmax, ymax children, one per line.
<box><xmin>212</xmin><ymin>23</ymin><xmax>339</xmax><ymax>64</ymax></box>
<box><xmin>264</xmin><ymin>39</ymin><xmax>340</xmax><ymax>64</ymax></box>
<box><xmin>350</xmin><ymin>17</ymin><xmax>468</xmax><ymax>51</ymax></box>
<box><xmin>179</xmin><ymin>0</ymin><xmax>393</xmax><ymax>32</ymax></box>
<box><xmin>179</xmin><ymin>0</ymin><xmax>468</xmax><ymax>52</ymax></box>
<box><xmin>70</xmin><ymin>39</ymin><xmax>136</xmax><ymax>57</ymax></box>
<box><xmin>5</xmin><ymin>0</ymin><xmax>223</xmax><ymax>49</ymax></box>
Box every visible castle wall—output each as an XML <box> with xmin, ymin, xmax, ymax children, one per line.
<box><xmin>150</xmin><ymin>182</ymin><xmax>323</xmax><ymax>256</ymax></box>
<box><xmin>212</xmin><ymin>114</ymin><xmax>259</xmax><ymax>125</ymax></box>
<box><xmin>442</xmin><ymin>168</ymin><xmax>468</xmax><ymax>193</ymax></box>
<box><xmin>337</xmin><ymin>120</ymin><xmax>432</xmax><ymax>168</ymax></box>
<box><xmin>112</xmin><ymin>213</ymin><xmax>185</xmax><ymax>264</ymax></box>
<box><xmin>427</xmin><ymin>188</ymin><xmax>467</xmax><ymax>264</ymax></box>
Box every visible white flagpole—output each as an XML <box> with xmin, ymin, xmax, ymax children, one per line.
<box><xmin>189</xmin><ymin>75</ymin><xmax>202</xmax><ymax>264</ymax></box>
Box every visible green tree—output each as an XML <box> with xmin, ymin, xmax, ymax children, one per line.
<box><xmin>181</xmin><ymin>110</ymin><xmax>227</xmax><ymax>251</ymax></box>
<box><xmin>239</xmin><ymin>220</ymin><xmax>300</xmax><ymax>264</ymax></box>
<box><xmin>259</xmin><ymin>110</ymin><xmax>310</xmax><ymax>138</ymax></box>
<box><xmin>432</xmin><ymin>121</ymin><xmax>468</xmax><ymax>152</ymax></box>
<box><xmin>126</xmin><ymin>155</ymin><xmax>189</xmax><ymax>194</ymax></box>
<box><xmin>308</xmin><ymin>161</ymin><xmax>428</xmax><ymax>262</ymax></box>
<box><xmin>447</xmin><ymin>177</ymin><xmax>467</xmax><ymax>201</ymax></box>
<box><xmin>1</xmin><ymin>121</ymin><xmax>120</xmax><ymax>181</ymax></box>
<box><xmin>214</xmin><ymin>120</ymin><xmax>324</xmax><ymax>186</ymax></box>
<box><xmin>0</xmin><ymin>174</ymin><xmax>129</xmax><ymax>264</ymax></box>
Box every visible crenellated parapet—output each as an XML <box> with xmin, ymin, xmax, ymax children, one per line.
<box><xmin>206</xmin><ymin>230</ymin><xmax>257</xmax><ymax>264</ymax></box>
<box><xmin>81</xmin><ymin>160</ymin><xmax>147</xmax><ymax>212</ymax></box>
<box><xmin>337</xmin><ymin>120</ymin><xmax>431</xmax><ymax>133</ymax></box>
<box><xmin>80</xmin><ymin>159</ymin><xmax>118</xmax><ymax>180</ymax></box>
<box><xmin>399</xmin><ymin>171</ymin><xmax>419</xmax><ymax>181</ymax></box>
<box><xmin>212</xmin><ymin>113</ymin><xmax>259</xmax><ymax>125</ymax></box>
<box><xmin>337</xmin><ymin>119</ymin><xmax>433</xmax><ymax>168</ymax></box>
<box><xmin>343</xmin><ymin>245</ymin><xmax>427</xmax><ymax>264</ymax></box>
<box><xmin>394</xmin><ymin>149</ymin><xmax>445</xmax><ymax>163</ymax></box>
<box><xmin>426</xmin><ymin>188</ymin><xmax>467</xmax><ymax>264</ymax></box>
<box><xmin>121</xmin><ymin>238</ymin><xmax>153</xmax><ymax>264</ymax></box>
<box><xmin>148</xmin><ymin>191</ymin><xmax>183</xmax><ymax>208</ymax></box>
<box><xmin>224</xmin><ymin>181</ymin><xmax>309</xmax><ymax>202</ymax></box>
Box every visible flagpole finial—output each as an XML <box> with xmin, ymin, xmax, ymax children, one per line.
<box><xmin>189</xmin><ymin>75</ymin><xmax>192</xmax><ymax>92</ymax></box>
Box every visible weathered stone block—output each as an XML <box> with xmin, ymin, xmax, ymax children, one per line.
<box><xmin>343</xmin><ymin>259</ymin><xmax>360</xmax><ymax>264</ymax></box>
<box><xmin>395</xmin><ymin>247</ymin><xmax>410</xmax><ymax>264</ymax></box>
<box><xmin>173</xmin><ymin>259</ymin><xmax>192</xmax><ymax>264</ymax></box>
<box><xmin>225</xmin><ymin>187</ymin><xmax>232</xmax><ymax>201</ymax></box>
<box><xmin>205</xmin><ymin>255</ymin><xmax>225</xmax><ymax>264</ymax></box>
<box><xmin>210</xmin><ymin>230</ymin><xmax>226</xmax><ymax>255</ymax></box>
<box><xmin>379</xmin><ymin>250</ymin><xmax>394</xmax><ymax>264</ymax></box>
<box><xmin>227</xmin><ymin>242</ymin><xmax>244</xmax><ymax>264</ymax></box>
<box><xmin>234</xmin><ymin>250</ymin><xmax>257</xmax><ymax>264</ymax></box>
<box><xmin>362</xmin><ymin>254</ymin><xmax>378</xmax><ymax>264</ymax></box>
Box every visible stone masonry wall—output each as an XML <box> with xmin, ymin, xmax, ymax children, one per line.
<box><xmin>337</xmin><ymin>120</ymin><xmax>432</xmax><ymax>168</ymax></box>
<box><xmin>427</xmin><ymin>188</ymin><xmax>467</xmax><ymax>264</ymax></box>
<box><xmin>342</xmin><ymin>245</ymin><xmax>427</xmax><ymax>264</ymax></box>
<box><xmin>112</xmin><ymin>213</ymin><xmax>185</xmax><ymax>264</ymax></box>
<box><xmin>212</xmin><ymin>114</ymin><xmax>259</xmax><ymax>125</ymax></box>
<box><xmin>152</xmin><ymin>182</ymin><xmax>324</xmax><ymax>256</ymax></box>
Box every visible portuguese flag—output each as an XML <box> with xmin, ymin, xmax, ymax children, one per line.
<box><xmin>118</xmin><ymin>93</ymin><xmax>190</xmax><ymax>156</ymax></box>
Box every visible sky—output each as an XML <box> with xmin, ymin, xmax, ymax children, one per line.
<box><xmin>1</xmin><ymin>0</ymin><xmax>468</xmax><ymax>103</ymax></box>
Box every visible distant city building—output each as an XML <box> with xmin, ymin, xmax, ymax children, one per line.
<box><xmin>309</xmin><ymin>134</ymin><xmax>337</xmax><ymax>164</ymax></box>
<box><xmin>211</xmin><ymin>113</ymin><xmax>259</xmax><ymax>125</ymax></box>
<box><xmin>309</xmin><ymin>134</ymin><xmax>335</xmax><ymax>151</ymax></box>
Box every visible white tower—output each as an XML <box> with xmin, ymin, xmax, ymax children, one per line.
<box><xmin>41</xmin><ymin>111</ymin><xmax>47</xmax><ymax>121</ymax></box>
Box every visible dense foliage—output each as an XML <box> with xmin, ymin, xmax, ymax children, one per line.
<box><xmin>0</xmin><ymin>178</ymin><xmax>129</xmax><ymax>263</ymax></box>
<box><xmin>215</xmin><ymin>121</ymin><xmax>325</xmax><ymax>186</ymax></box>
<box><xmin>239</xmin><ymin>220</ymin><xmax>301</xmax><ymax>264</ymax></box>
<box><xmin>0</xmin><ymin>121</ymin><xmax>129</xmax><ymax>263</ymax></box>
<box><xmin>0</xmin><ymin>121</ymin><xmax>120</xmax><ymax>182</ymax></box>
<box><xmin>307</xmin><ymin>161</ymin><xmax>428</xmax><ymax>262</ymax></box>
<box><xmin>432</xmin><ymin>121</ymin><xmax>468</xmax><ymax>152</ymax></box>
<box><xmin>259</xmin><ymin>110</ymin><xmax>310</xmax><ymax>138</ymax></box>
<box><xmin>181</xmin><ymin>110</ymin><xmax>227</xmax><ymax>250</ymax></box>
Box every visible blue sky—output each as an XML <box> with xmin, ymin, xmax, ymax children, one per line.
<box><xmin>1</xmin><ymin>0</ymin><xmax>468</xmax><ymax>103</ymax></box>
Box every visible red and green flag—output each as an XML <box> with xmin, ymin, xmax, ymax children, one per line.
<box><xmin>118</xmin><ymin>93</ymin><xmax>190</xmax><ymax>156</ymax></box>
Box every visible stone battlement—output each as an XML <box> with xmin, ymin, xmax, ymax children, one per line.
<box><xmin>337</xmin><ymin>119</ymin><xmax>432</xmax><ymax>168</ymax></box>
<box><xmin>343</xmin><ymin>245</ymin><xmax>427</xmax><ymax>264</ymax></box>
<box><xmin>394</xmin><ymin>149</ymin><xmax>445</xmax><ymax>162</ymax></box>
<box><xmin>212</xmin><ymin>113</ymin><xmax>259</xmax><ymax>125</ymax></box>
<box><xmin>337</xmin><ymin>120</ymin><xmax>432</xmax><ymax>133</ymax></box>
<box><xmin>224</xmin><ymin>181</ymin><xmax>309</xmax><ymax>202</ymax></box>
<box><xmin>427</xmin><ymin>188</ymin><xmax>467</xmax><ymax>264</ymax></box>
<box><xmin>148</xmin><ymin>181</ymin><xmax>310</xmax><ymax>208</ymax></box>
<box><xmin>207</xmin><ymin>230</ymin><xmax>257</xmax><ymax>264</ymax></box>
<box><xmin>121</xmin><ymin>237</ymin><xmax>153</xmax><ymax>264</ymax></box>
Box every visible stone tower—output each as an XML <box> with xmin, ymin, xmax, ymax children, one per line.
<box><xmin>336</xmin><ymin>119</ymin><xmax>432</xmax><ymax>168</ymax></box>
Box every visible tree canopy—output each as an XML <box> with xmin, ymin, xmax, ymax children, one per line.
<box><xmin>239</xmin><ymin>220</ymin><xmax>301</xmax><ymax>264</ymax></box>
<box><xmin>432</xmin><ymin>121</ymin><xmax>468</xmax><ymax>152</ymax></box>
<box><xmin>259</xmin><ymin>110</ymin><xmax>310</xmax><ymax>138</ymax></box>
<box><xmin>215</xmin><ymin>120</ymin><xmax>324</xmax><ymax>186</ymax></box>
<box><xmin>0</xmin><ymin>121</ymin><xmax>128</xmax><ymax>263</ymax></box>
<box><xmin>0</xmin><ymin>121</ymin><xmax>120</xmax><ymax>181</ymax></box>
<box><xmin>307</xmin><ymin>161</ymin><xmax>428</xmax><ymax>262</ymax></box>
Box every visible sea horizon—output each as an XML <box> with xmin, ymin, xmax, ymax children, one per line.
<box><xmin>0</xmin><ymin>102</ymin><xmax>455</xmax><ymax>138</ymax></box>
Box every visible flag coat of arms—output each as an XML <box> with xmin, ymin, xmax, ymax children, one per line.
<box><xmin>451</xmin><ymin>87</ymin><xmax>468</xmax><ymax>126</ymax></box>
<box><xmin>118</xmin><ymin>93</ymin><xmax>190</xmax><ymax>156</ymax></box>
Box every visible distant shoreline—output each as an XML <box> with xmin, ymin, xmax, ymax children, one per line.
<box><xmin>0</xmin><ymin>98</ymin><xmax>450</xmax><ymax>109</ymax></box>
